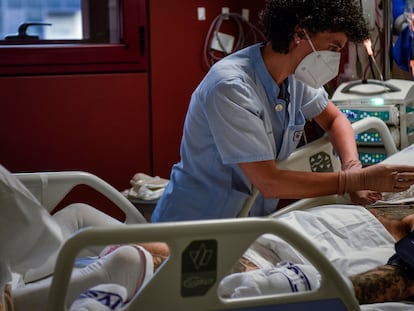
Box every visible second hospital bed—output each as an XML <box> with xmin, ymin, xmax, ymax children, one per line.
<box><xmin>14</xmin><ymin>117</ymin><xmax>414</xmax><ymax>310</ymax></box>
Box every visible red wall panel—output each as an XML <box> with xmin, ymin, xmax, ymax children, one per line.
<box><xmin>149</xmin><ymin>0</ymin><xmax>266</xmax><ymax>178</ymax></box>
<box><xmin>0</xmin><ymin>73</ymin><xmax>151</xmax><ymax>218</ymax></box>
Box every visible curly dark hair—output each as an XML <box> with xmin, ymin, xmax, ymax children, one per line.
<box><xmin>260</xmin><ymin>0</ymin><xmax>370</xmax><ymax>53</ymax></box>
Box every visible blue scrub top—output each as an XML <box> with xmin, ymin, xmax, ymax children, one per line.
<box><xmin>152</xmin><ymin>43</ymin><xmax>328</xmax><ymax>222</ymax></box>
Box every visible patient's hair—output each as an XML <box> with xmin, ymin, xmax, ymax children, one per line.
<box><xmin>260</xmin><ymin>0</ymin><xmax>370</xmax><ymax>53</ymax></box>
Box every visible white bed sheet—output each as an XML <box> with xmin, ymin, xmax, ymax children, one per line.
<box><xmin>233</xmin><ymin>204</ymin><xmax>414</xmax><ymax>310</ymax></box>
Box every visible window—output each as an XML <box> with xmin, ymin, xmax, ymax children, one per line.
<box><xmin>0</xmin><ymin>0</ymin><xmax>148</xmax><ymax>75</ymax></box>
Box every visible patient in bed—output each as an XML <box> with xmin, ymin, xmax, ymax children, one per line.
<box><xmin>219</xmin><ymin>205</ymin><xmax>414</xmax><ymax>305</ymax></box>
<box><xmin>3</xmin><ymin>162</ymin><xmax>414</xmax><ymax>309</ymax></box>
<box><xmin>0</xmin><ymin>163</ymin><xmax>166</xmax><ymax>311</ymax></box>
<box><xmin>10</xmin><ymin>203</ymin><xmax>168</xmax><ymax>311</ymax></box>
<box><xmin>14</xmin><ymin>203</ymin><xmax>414</xmax><ymax>309</ymax></box>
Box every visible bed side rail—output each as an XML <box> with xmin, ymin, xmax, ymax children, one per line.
<box><xmin>46</xmin><ymin>217</ymin><xmax>360</xmax><ymax>311</ymax></box>
<box><xmin>14</xmin><ymin>171</ymin><xmax>146</xmax><ymax>224</ymax></box>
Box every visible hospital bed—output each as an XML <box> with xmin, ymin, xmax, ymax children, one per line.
<box><xmin>8</xmin><ymin>117</ymin><xmax>412</xmax><ymax>310</ymax></box>
<box><xmin>46</xmin><ymin>217</ymin><xmax>360</xmax><ymax>311</ymax></box>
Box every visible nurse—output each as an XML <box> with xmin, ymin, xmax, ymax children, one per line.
<box><xmin>152</xmin><ymin>0</ymin><xmax>414</xmax><ymax>222</ymax></box>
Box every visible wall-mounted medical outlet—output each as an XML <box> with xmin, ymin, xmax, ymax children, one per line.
<box><xmin>222</xmin><ymin>7</ymin><xmax>230</xmax><ymax>19</ymax></box>
<box><xmin>242</xmin><ymin>9</ymin><xmax>249</xmax><ymax>21</ymax></box>
<box><xmin>211</xmin><ymin>31</ymin><xmax>234</xmax><ymax>53</ymax></box>
<box><xmin>197</xmin><ymin>7</ymin><xmax>206</xmax><ymax>21</ymax></box>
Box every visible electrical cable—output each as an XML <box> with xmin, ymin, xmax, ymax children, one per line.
<box><xmin>352</xmin><ymin>0</ymin><xmax>384</xmax><ymax>81</ymax></box>
<box><xmin>364</xmin><ymin>38</ymin><xmax>384</xmax><ymax>81</ymax></box>
<box><xmin>362</xmin><ymin>31</ymin><xmax>381</xmax><ymax>79</ymax></box>
<box><xmin>358</xmin><ymin>0</ymin><xmax>384</xmax><ymax>81</ymax></box>
<box><xmin>203</xmin><ymin>12</ymin><xmax>265</xmax><ymax>69</ymax></box>
<box><xmin>368</xmin><ymin>55</ymin><xmax>377</xmax><ymax>80</ymax></box>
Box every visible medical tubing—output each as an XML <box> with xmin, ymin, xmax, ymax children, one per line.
<box><xmin>203</xmin><ymin>12</ymin><xmax>265</xmax><ymax>69</ymax></box>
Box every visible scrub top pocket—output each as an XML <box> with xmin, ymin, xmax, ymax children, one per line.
<box><xmin>277</xmin><ymin>124</ymin><xmax>304</xmax><ymax>160</ymax></box>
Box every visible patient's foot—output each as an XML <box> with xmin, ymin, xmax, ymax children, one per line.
<box><xmin>97</xmin><ymin>245</ymin><xmax>154</xmax><ymax>301</ymax></box>
<box><xmin>138</xmin><ymin>242</ymin><xmax>169</xmax><ymax>271</ymax></box>
<box><xmin>369</xmin><ymin>209</ymin><xmax>411</xmax><ymax>241</ymax></box>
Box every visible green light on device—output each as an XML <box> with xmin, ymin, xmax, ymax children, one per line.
<box><xmin>370</xmin><ymin>98</ymin><xmax>384</xmax><ymax>106</ymax></box>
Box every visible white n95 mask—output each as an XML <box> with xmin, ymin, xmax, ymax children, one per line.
<box><xmin>294</xmin><ymin>51</ymin><xmax>340</xmax><ymax>88</ymax></box>
<box><xmin>294</xmin><ymin>31</ymin><xmax>341</xmax><ymax>89</ymax></box>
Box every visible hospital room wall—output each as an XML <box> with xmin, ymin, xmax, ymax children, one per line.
<box><xmin>0</xmin><ymin>73</ymin><xmax>151</xmax><ymax>218</ymax></box>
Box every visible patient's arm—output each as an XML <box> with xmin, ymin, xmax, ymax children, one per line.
<box><xmin>350</xmin><ymin>212</ymin><xmax>414</xmax><ymax>304</ymax></box>
<box><xmin>369</xmin><ymin>209</ymin><xmax>414</xmax><ymax>241</ymax></box>
<box><xmin>350</xmin><ymin>265</ymin><xmax>414</xmax><ymax>304</ymax></box>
